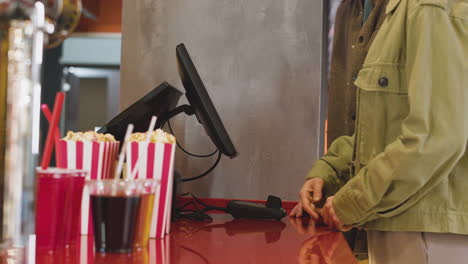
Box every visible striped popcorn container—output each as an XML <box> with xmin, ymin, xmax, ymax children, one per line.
<box><xmin>149</xmin><ymin>236</ymin><xmax>170</xmax><ymax>263</ymax></box>
<box><xmin>56</xmin><ymin>139</ymin><xmax>120</xmax><ymax>235</ymax></box>
<box><xmin>126</xmin><ymin>141</ymin><xmax>176</xmax><ymax>238</ymax></box>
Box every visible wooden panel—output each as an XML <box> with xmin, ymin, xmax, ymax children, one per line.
<box><xmin>121</xmin><ymin>0</ymin><xmax>324</xmax><ymax>200</ymax></box>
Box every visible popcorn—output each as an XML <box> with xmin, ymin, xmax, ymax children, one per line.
<box><xmin>63</xmin><ymin>131</ymin><xmax>116</xmax><ymax>142</ymax></box>
<box><xmin>128</xmin><ymin>129</ymin><xmax>176</xmax><ymax>144</ymax></box>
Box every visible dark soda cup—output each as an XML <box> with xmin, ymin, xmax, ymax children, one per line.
<box><xmin>88</xmin><ymin>180</ymin><xmax>142</xmax><ymax>253</ymax></box>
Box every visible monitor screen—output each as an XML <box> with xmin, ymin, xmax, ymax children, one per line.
<box><xmin>97</xmin><ymin>81</ymin><xmax>182</xmax><ymax>142</ymax></box>
<box><xmin>176</xmin><ymin>43</ymin><xmax>238</xmax><ymax>158</ymax></box>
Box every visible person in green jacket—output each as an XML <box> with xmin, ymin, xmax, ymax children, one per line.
<box><xmin>290</xmin><ymin>0</ymin><xmax>468</xmax><ymax>262</ymax></box>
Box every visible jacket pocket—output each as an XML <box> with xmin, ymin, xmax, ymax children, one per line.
<box><xmin>354</xmin><ymin>64</ymin><xmax>409</xmax><ymax>165</ymax></box>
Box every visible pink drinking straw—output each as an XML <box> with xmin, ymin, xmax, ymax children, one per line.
<box><xmin>40</xmin><ymin>92</ymin><xmax>65</xmax><ymax>169</ymax></box>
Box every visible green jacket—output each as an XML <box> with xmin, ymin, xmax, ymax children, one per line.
<box><xmin>307</xmin><ymin>0</ymin><xmax>468</xmax><ymax>234</ymax></box>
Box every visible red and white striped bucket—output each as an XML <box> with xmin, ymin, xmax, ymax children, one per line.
<box><xmin>126</xmin><ymin>142</ymin><xmax>176</xmax><ymax>238</ymax></box>
<box><xmin>149</xmin><ymin>236</ymin><xmax>170</xmax><ymax>263</ymax></box>
<box><xmin>56</xmin><ymin>140</ymin><xmax>120</xmax><ymax>235</ymax></box>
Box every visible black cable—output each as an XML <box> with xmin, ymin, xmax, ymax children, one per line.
<box><xmin>180</xmin><ymin>246</ymin><xmax>211</xmax><ymax>264</ymax></box>
<box><xmin>175</xmin><ymin>210</ymin><xmax>213</xmax><ymax>221</ymax></box>
<box><xmin>167</xmin><ymin>119</ymin><xmax>218</xmax><ymax>158</ymax></box>
<box><xmin>174</xmin><ymin>203</ymin><xmax>213</xmax><ymax>221</ymax></box>
<box><xmin>180</xmin><ymin>150</ymin><xmax>222</xmax><ymax>182</ymax></box>
<box><xmin>174</xmin><ymin>192</ymin><xmax>229</xmax><ymax>221</ymax></box>
<box><xmin>191</xmin><ymin>193</ymin><xmax>229</xmax><ymax>213</ymax></box>
<box><xmin>179</xmin><ymin>201</ymin><xmax>198</xmax><ymax>211</ymax></box>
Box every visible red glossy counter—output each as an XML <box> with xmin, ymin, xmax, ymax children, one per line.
<box><xmin>34</xmin><ymin>214</ymin><xmax>358</xmax><ymax>264</ymax></box>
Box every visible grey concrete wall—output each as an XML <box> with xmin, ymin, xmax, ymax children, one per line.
<box><xmin>121</xmin><ymin>0</ymin><xmax>323</xmax><ymax>200</ymax></box>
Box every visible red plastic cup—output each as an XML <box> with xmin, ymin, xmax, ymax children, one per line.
<box><xmin>62</xmin><ymin>174</ymin><xmax>86</xmax><ymax>246</ymax></box>
<box><xmin>35</xmin><ymin>168</ymin><xmax>86</xmax><ymax>251</ymax></box>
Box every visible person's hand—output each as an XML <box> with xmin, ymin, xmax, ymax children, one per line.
<box><xmin>297</xmin><ymin>235</ymin><xmax>324</xmax><ymax>264</ymax></box>
<box><xmin>289</xmin><ymin>215</ymin><xmax>319</xmax><ymax>235</ymax></box>
<box><xmin>298</xmin><ymin>231</ymin><xmax>356</xmax><ymax>264</ymax></box>
<box><xmin>289</xmin><ymin>178</ymin><xmax>325</xmax><ymax>219</ymax></box>
<box><xmin>319</xmin><ymin>196</ymin><xmax>351</xmax><ymax>232</ymax></box>
<box><xmin>289</xmin><ymin>200</ymin><xmax>307</xmax><ymax>217</ymax></box>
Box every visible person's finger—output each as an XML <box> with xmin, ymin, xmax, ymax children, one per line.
<box><xmin>301</xmin><ymin>195</ymin><xmax>319</xmax><ymax>220</ymax></box>
<box><xmin>288</xmin><ymin>216</ymin><xmax>304</xmax><ymax>234</ymax></box>
<box><xmin>312</xmin><ymin>180</ymin><xmax>324</xmax><ymax>202</ymax></box>
<box><xmin>318</xmin><ymin>207</ymin><xmax>327</xmax><ymax>224</ymax></box>
<box><xmin>331</xmin><ymin>213</ymin><xmax>352</xmax><ymax>231</ymax></box>
<box><xmin>298</xmin><ymin>236</ymin><xmax>319</xmax><ymax>264</ymax></box>
<box><xmin>292</xmin><ymin>217</ymin><xmax>307</xmax><ymax>234</ymax></box>
<box><xmin>338</xmin><ymin>225</ymin><xmax>353</xmax><ymax>232</ymax></box>
<box><xmin>332</xmin><ymin>216</ymin><xmax>342</xmax><ymax>230</ymax></box>
<box><xmin>322</xmin><ymin>208</ymin><xmax>331</xmax><ymax>227</ymax></box>
<box><xmin>295</xmin><ymin>204</ymin><xmax>303</xmax><ymax>217</ymax></box>
<box><xmin>330</xmin><ymin>206</ymin><xmax>340</xmax><ymax>224</ymax></box>
<box><xmin>289</xmin><ymin>202</ymin><xmax>303</xmax><ymax>217</ymax></box>
<box><xmin>313</xmin><ymin>207</ymin><xmax>325</xmax><ymax>226</ymax></box>
<box><xmin>326</xmin><ymin>205</ymin><xmax>348</xmax><ymax>231</ymax></box>
<box><xmin>307</xmin><ymin>217</ymin><xmax>317</xmax><ymax>235</ymax></box>
<box><xmin>331</xmin><ymin>214</ymin><xmax>340</xmax><ymax>225</ymax></box>
<box><xmin>325</xmin><ymin>197</ymin><xmax>336</xmax><ymax>226</ymax></box>
<box><xmin>288</xmin><ymin>216</ymin><xmax>299</xmax><ymax>228</ymax></box>
<box><xmin>334</xmin><ymin>219</ymin><xmax>352</xmax><ymax>232</ymax></box>
<box><xmin>290</xmin><ymin>207</ymin><xmax>301</xmax><ymax>217</ymax></box>
<box><xmin>291</xmin><ymin>216</ymin><xmax>312</xmax><ymax>234</ymax></box>
<box><xmin>322</xmin><ymin>201</ymin><xmax>335</xmax><ymax>227</ymax></box>
<box><xmin>329</xmin><ymin>205</ymin><xmax>340</xmax><ymax>226</ymax></box>
<box><xmin>289</xmin><ymin>204</ymin><xmax>297</xmax><ymax>217</ymax></box>
<box><xmin>303</xmin><ymin>253</ymin><xmax>320</xmax><ymax>264</ymax></box>
<box><xmin>298</xmin><ymin>237</ymin><xmax>318</xmax><ymax>264</ymax></box>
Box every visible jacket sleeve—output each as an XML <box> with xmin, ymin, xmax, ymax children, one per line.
<box><xmin>332</xmin><ymin>5</ymin><xmax>468</xmax><ymax>226</ymax></box>
<box><xmin>306</xmin><ymin>135</ymin><xmax>354</xmax><ymax>197</ymax></box>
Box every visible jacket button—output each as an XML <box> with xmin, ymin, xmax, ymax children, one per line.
<box><xmin>378</xmin><ymin>77</ymin><xmax>389</xmax><ymax>87</ymax></box>
<box><xmin>358</xmin><ymin>36</ymin><xmax>364</xmax><ymax>43</ymax></box>
<box><xmin>351</xmin><ymin>112</ymin><xmax>356</xmax><ymax>121</ymax></box>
